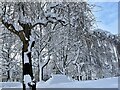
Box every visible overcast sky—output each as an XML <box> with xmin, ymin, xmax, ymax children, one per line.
<box><xmin>91</xmin><ymin>2</ymin><xmax>118</xmax><ymax>34</ymax></box>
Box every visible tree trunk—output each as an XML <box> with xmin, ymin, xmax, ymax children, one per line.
<box><xmin>7</xmin><ymin>70</ymin><xmax>10</xmax><ymax>82</ymax></box>
<box><xmin>21</xmin><ymin>36</ymin><xmax>35</xmax><ymax>89</ymax></box>
<box><xmin>22</xmin><ymin>50</ymin><xmax>33</xmax><ymax>79</ymax></box>
<box><xmin>39</xmin><ymin>55</ymin><xmax>50</xmax><ymax>81</ymax></box>
<box><xmin>85</xmin><ymin>39</ymin><xmax>92</xmax><ymax>80</ymax></box>
<box><xmin>39</xmin><ymin>67</ymin><xmax>44</xmax><ymax>81</ymax></box>
<box><xmin>17</xmin><ymin>27</ymin><xmax>35</xmax><ymax>89</ymax></box>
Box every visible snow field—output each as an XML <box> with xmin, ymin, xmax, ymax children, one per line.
<box><xmin>0</xmin><ymin>75</ymin><xmax>118</xmax><ymax>89</ymax></box>
<box><xmin>37</xmin><ymin>75</ymin><xmax>118</xmax><ymax>88</ymax></box>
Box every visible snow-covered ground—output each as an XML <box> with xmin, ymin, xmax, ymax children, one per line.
<box><xmin>0</xmin><ymin>82</ymin><xmax>22</xmax><ymax>89</ymax></box>
<box><xmin>0</xmin><ymin>75</ymin><xmax>118</xmax><ymax>89</ymax></box>
<box><xmin>37</xmin><ymin>75</ymin><xmax>118</xmax><ymax>88</ymax></box>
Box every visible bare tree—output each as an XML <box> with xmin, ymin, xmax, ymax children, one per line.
<box><xmin>0</xmin><ymin>2</ymin><xmax>66</xmax><ymax>89</ymax></box>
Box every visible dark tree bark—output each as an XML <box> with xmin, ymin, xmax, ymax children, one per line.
<box><xmin>7</xmin><ymin>70</ymin><xmax>10</xmax><ymax>81</ymax></box>
<box><xmin>22</xmin><ymin>51</ymin><xmax>33</xmax><ymax>79</ymax></box>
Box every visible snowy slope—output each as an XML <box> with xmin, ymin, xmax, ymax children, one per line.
<box><xmin>37</xmin><ymin>75</ymin><xmax>118</xmax><ymax>88</ymax></box>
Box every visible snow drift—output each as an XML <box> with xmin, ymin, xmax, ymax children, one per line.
<box><xmin>37</xmin><ymin>75</ymin><xmax>118</xmax><ymax>88</ymax></box>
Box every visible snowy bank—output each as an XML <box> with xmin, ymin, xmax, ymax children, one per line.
<box><xmin>45</xmin><ymin>75</ymin><xmax>72</xmax><ymax>84</ymax></box>
<box><xmin>37</xmin><ymin>76</ymin><xmax>118</xmax><ymax>88</ymax></box>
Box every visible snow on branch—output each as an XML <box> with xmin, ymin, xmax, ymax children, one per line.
<box><xmin>1</xmin><ymin>19</ymin><xmax>19</xmax><ymax>36</ymax></box>
<box><xmin>72</xmin><ymin>48</ymin><xmax>80</xmax><ymax>65</ymax></box>
<box><xmin>31</xmin><ymin>15</ymin><xmax>66</xmax><ymax>29</ymax></box>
